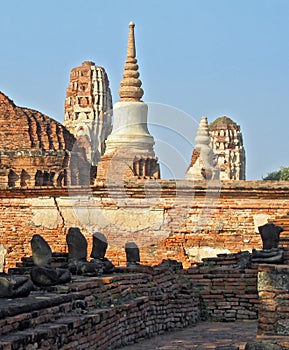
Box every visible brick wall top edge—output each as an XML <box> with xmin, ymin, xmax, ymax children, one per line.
<box><xmin>98</xmin><ymin>179</ymin><xmax>289</xmax><ymax>190</ymax></box>
<box><xmin>0</xmin><ymin>180</ymin><xmax>289</xmax><ymax>198</ymax></box>
<box><xmin>258</xmin><ymin>264</ymin><xmax>289</xmax><ymax>272</ymax></box>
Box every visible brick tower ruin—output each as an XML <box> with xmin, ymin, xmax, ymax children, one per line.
<box><xmin>209</xmin><ymin>116</ymin><xmax>246</xmax><ymax>180</ymax></box>
<box><xmin>64</xmin><ymin>61</ymin><xmax>113</xmax><ymax>168</ymax></box>
<box><xmin>0</xmin><ymin>91</ymin><xmax>77</xmax><ymax>188</ymax></box>
<box><xmin>97</xmin><ymin>22</ymin><xmax>160</xmax><ymax>181</ymax></box>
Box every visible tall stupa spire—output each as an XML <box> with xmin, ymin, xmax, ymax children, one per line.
<box><xmin>118</xmin><ymin>22</ymin><xmax>144</xmax><ymax>102</ymax></box>
<box><xmin>97</xmin><ymin>22</ymin><xmax>160</xmax><ymax>181</ymax></box>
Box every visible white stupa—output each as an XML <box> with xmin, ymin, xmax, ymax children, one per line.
<box><xmin>97</xmin><ymin>22</ymin><xmax>160</xmax><ymax>180</ymax></box>
<box><xmin>185</xmin><ymin>116</ymin><xmax>219</xmax><ymax>181</ymax></box>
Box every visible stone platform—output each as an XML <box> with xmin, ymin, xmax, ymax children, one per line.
<box><xmin>119</xmin><ymin>320</ymin><xmax>258</xmax><ymax>350</ymax></box>
<box><xmin>0</xmin><ymin>266</ymin><xmax>200</xmax><ymax>349</ymax></box>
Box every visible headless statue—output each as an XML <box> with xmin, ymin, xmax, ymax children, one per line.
<box><xmin>252</xmin><ymin>222</ymin><xmax>284</xmax><ymax>263</ymax></box>
<box><xmin>30</xmin><ymin>234</ymin><xmax>71</xmax><ymax>287</ymax></box>
<box><xmin>0</xmin><ymin>273</ymin><xmax>34</xmax><ymax>298</ymax></box>
<box><xmin>66</xmin><ymin>228</ymin><xmax>114</xmax><ymax>275</ymax></box>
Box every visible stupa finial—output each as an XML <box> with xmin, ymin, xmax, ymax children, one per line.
<box><xmin>127</xmin><ymin>22</ymin><xmax>136</xmax><ymax>58</ymax></box>
<box><xmin>195</xmin><ymin>116</ymin><xmax>211</xmax><ymax>147</ymax></box>
<box><xmin>118</xmin><ymin>22</ymin><xmax>144</xmax><ymax>102</ymax></box>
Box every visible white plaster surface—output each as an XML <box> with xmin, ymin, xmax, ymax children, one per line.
<box><xmin>30</xmin><ymin>196</ymin><xmax>165</xmax><ymax>233</ymax></box>
<box><xmin>0</xmin><ymin>243</ymin><xmax>7</xmax><ymax>272</ymax></box>
<box><xmin>29</xmin><ymin>198</ymin><xmax>63</xmax><ymax>228</ymax></box>
<box><xmin>185</xmin><ymin>246</ymin><xmax>231</xmax><ymax>263</ymax></box>
<box><xmin>253</xmin><ymin>214</ymin><xmax>269</xmax><ymax>233</ymax></box>
<box><xmin>105</xmin><ymin>102</ymin><xmax>155</xmax><ymax>153</ymax></box>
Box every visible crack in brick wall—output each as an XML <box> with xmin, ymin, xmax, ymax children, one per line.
<box><xmin>0</xmin><ymin>180</ymin><xmax>289</xmax><ymax>270</ymax></box>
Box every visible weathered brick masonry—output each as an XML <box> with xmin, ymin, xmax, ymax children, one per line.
<box><xmin>242</xmin><ymin>264</ymin><xmax>289</xmax><ymax>348</ymax></box>
<box><xmin>0</xmin><ymin>266</ymin><xmax>200</xmax><ymax>349</ymax></box>
<box><xmin>1</xmin><ymin>180</ymin><xmax>289</xmax><ymax>270</ymax></box>
<box><xmin>258</xmin><ymin>264</ymin><xmax>289</xmax><ymax>337</ymax></box>
<box><xmin>183</xmin><ymin>252</ymin><xmax>259</xmax><ymax>321</ymax></box>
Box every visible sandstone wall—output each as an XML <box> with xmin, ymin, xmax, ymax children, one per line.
<box><xmin>1</xmin><ymin>180</ymin><xmax>289</xmax><ymax>270</ymax></box>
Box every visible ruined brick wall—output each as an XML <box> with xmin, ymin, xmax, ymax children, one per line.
<box><xmin>209</xmin><ymin>116</ymin><xmax>246</xmax><ymax>180</ymax></box>
<box><xmin>64</xmin><ymin>61</ymin><xmax>113</xmax><ymax>167</ymax></box>
<box><xmin>257</xmin><ymin>264</ymin><xmax>289</xmax><ymax>337</ymax></box>
<box><xmin>1</xmin><ymin>180</ymin><xmax>289</xmax><ymax>270</ymax></box>
<box><xmin>243</xmin><ymin>263</ymin><xmax>289</xmax><ymax>350</ymax></box>
<box><xmin>183</xmin><ymin>252</ymin><xmax>259</xmax><ymax>321</ymax></box>
<box><xmin>0</xmin><ymin>266</ymin><xmax>200</xmax><ymax>349</ymax></box>
<box><xmin>0</xmin><ymin>91</ymin><xmax>76</xmax><ymax>188</ymax></box>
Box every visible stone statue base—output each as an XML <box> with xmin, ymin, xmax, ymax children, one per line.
<box><xmin>90</xmin><ymin>258</ymin><xmax>115</xmax><ymax>274</ymax></box>
<box><xmin>0</xmin><ymin>273</ymin><xmax>34</xmax><ymax>298</ymax></box>
<box><xmin>251</xmin><ymin>248</ymin><xmax>284</xmax><ymax>263</ymax></box>
<box><xmin>31</xmin><ymin>266</ymin><xmax>71</xmax><ymax>287</ymax></box>
<box><xmin>68</xmin><ymin>258</ymin><xmax>115</xmax><ymax>276</ymax></box>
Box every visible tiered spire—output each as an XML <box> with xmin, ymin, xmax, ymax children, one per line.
<box><xmin>96</xmin><ymin>22</ymin><xmax>160</xmax><ymax>180</ymax></box>
<box><xmin>185</xmin><ymin>116</ymin><xmax>219</xmax><ymax>180</ymax></box>
<box><xmin>195</xmin><ymin>116</ymin><xmax>211</xmax><ymax>147</ymax></box>
<box><xmin>118</xmin><ymin>22</ymin><xmax>144</xmax><ymax>102</ymax></box>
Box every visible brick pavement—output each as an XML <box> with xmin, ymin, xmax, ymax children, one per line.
<box><xmin>119</xmin><ymin>320</ymin><xmax>257</xmax><ymax>350</ymax></box>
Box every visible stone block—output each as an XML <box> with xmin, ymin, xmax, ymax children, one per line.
<box><xmin>258</xmin><ymin>265</ymin><xmax>289</xmax><ymax>292</ymax></box>
<box><xmin>0</xmin><ymin>244</ymin><xmax>7</xmax><ymax>272</ymax></box>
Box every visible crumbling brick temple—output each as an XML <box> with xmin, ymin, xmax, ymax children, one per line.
<box><xmin>0</xmin><ymin>22</ymin><xmax>289</xmax><ymax>349</ymax></box>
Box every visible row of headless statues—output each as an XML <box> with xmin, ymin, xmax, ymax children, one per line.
<box><xmin>0</xmin><ymin>222</ymin><xmax>285</xmax><ymax>298</ymax></box>
<box><xmin>0</xmin><ymin>228</ymin><xmax>141</xmax><ymax>298</ymax></box>
<box><xmin>8</xmin><ymin>169</ymin><xmax>66</xmax><ymax>187</ymax></box>
<box><xmin>7</xmin><ymin>155</ymin><xmax>161</xmax><ymax>189</ymax></box>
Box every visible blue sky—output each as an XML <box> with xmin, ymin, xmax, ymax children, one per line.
<box><xmin>1</xmin><ymin>0</ymin><xmax>288</xmax><ymax>179</ymax></box>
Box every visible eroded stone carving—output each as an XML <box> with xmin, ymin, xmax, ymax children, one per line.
<box><xmin>30</xmin><ymin>266</ymin><xmax>71</xmax><ymax>287</ymax></box>
<box><xmin>125</xmin><ymin>242</ymin><xmax>140</xmax><ymax>267</ymax></box>
<box><xmin>31</xmin><ymin>234</ymin><xmax>52</xmax><ymax>266</ymax></box>
<box><xmin>67</xmin><ymin>227</ymin><xmax>112</xmax><ymax>275</ymax></box>
<box><xmin>91</xmin><ymin>232</ymin><xmax>108</xmax><ymax>260</ymax></box>
<box><xmin>0</xmin><ymin>273</ymin><xmax>34</xmax><ymax>298</ymax></box>
<box><xmin>66</xmin><ymin>227</ymin><xmax>88</xmax><ymax>261</ymax></box>
<box><xmin>30</xmin><ymin>234</ymin><xmax>71</xmax><ymax>287</ymax></box>
<box><xmin>90</xmin><ymin>232</ymin><xmax>114</xmax><ymax>274</ymax></box>
<box><xmin>259</xmin><ymin>222</ymin><xmax>283</xmax><ymax>250</ymax></box>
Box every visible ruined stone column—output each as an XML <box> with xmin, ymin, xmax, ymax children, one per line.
<box><xmin>64</xmin><ymin>61</ymin><xmax>113</xmax><ymax>167</ymax></box>
<box><xmin>258</xmin><ymin>264</ymin><xmax>289</xmax><ymax>337</ymax></box>
<box><xmin>209</xmin><ymin>116</ymin><xmax>246</xmax><ymax>180</ymax></box>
